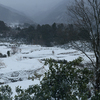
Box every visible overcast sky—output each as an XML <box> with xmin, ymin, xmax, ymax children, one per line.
<box><xmin>0</xmin><ymin>0</ymin><xmax>63</xmax><ymax>17</ymax></box>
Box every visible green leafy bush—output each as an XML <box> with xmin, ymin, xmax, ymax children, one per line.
<box><xmin>23</xmin><ymin>57</ymin><xmax>93</xmax><ymax>100</ymax></box>
<box><xmin>0</xmin><ymin>57</ymin><xmax>96</xmax><ymax>100</ymax></box>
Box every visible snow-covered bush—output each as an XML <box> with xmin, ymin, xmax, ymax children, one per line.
<box><xmin>0</xmin><ymin>57</ymin><xmax>100</xmax><ymax>100</ymax></box>
<box><xmin>0</xmin><ymin>53</ymin><xmax>7</xmax><ymax>58</ymax></box>
<box><xmin>15</xmin><ymin>57</ymin><xmax>94</xmax><ymax>100</ymax></box>
<box><xmin>0</xmin><ymin>85</ymin><xmax>12</xmax><ymax>100</ymax></box>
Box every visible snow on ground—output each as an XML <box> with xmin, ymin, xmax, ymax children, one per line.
<box><xmin>0</xmin><ymin>43</ymin><xmax>95</xmax><ymax>97</ymax></box>
<box><xmin>7</xmin><ymin>79</ymin><xmax>40</xmax><ymax>97</ymax></box>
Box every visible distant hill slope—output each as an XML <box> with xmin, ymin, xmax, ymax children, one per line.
<box><xmin>0</xmin><ymin>4</ymin><xmax>35</xmax><ymax>24</ymax></box>
<box><xmin>33</xmin><ymin>1</ymin><xmax>69</xmax><ymax>25</ymax></box>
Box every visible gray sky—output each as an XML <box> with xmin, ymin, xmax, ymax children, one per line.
<box><xmin>0</xmin><ymin>0</ymin><xmax>63</xmax><ymax>17</ymax></box>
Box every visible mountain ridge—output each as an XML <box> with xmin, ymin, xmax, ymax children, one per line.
<box><xmin>0</xmin><ymin>4</ymin><xmax>35</xmax><ymax>24</ymax></box>
<box><xmin>32</xmin><ymin>1</ymin><xmax>69</xmax><ymax>25</ymax></box>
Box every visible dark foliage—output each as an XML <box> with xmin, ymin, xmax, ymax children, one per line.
<box><xmin>1</xmin><ymin>22</ymin><xmax>89</xmax><ymax>46</ymax></box>
<box><xmin>0</xmin><ymin>57</ymin><xmax>100</xmax><ymax>99</ymax></box>
<box><xmin>42</xmin><ymin>58</ymin><xmax>68</xmax><ymax>64</ymax></box>
<box><xmin>0</xmin><ymin>53</ymin><xmax>7</xmax><ymax>58</ymax></box>
<box><xmin>14</xmin><ymin>57</ymin><xmax>93</xmax><ymax>100</ymax></box>
<box><xmin>7</xmin><ymin>51</ymin><xmax>10</xmax><ymax>57</ymax></box>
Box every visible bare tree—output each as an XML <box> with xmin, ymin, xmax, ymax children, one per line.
<box><xmin>11</xmin><ymin>45</ymin><xmax>18</xmax><ymax>54</ymax></box>
<box><xmin>68</xmin><ymin>0</ymin><xmax>100</xmax><ymax>92</ymax></box>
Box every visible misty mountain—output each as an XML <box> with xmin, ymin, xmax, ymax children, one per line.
<box><xmin>0</xmin><ymin>4</ymin><xmax>35</xmax><ymax>24</ymax></box>
<box><xmin>33</xmin><ymin>1</ymin><xmax>69</xmax><ymax>25</ymax></box>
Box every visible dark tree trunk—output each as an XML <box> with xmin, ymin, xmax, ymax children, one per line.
<box><xmin>95</xmin><ymin>57</ymin><xmax>100</xmax><ymax>92</ymax></box>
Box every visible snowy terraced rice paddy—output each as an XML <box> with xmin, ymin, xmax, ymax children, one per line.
<box><xmin>0</xmin><ymin>43</ymin><xmax>95</xmax><ymax>96</ymax></box>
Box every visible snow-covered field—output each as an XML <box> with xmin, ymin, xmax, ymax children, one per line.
<box><xmin>0</xmin><ymin>43</ymin><xmax>95</xmax><ymax>96</ymax></box>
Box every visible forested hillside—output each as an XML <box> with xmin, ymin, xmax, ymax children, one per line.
<box><xmin>0</xmin><ymin>21</ymin><xmax>90</xmax><ymax>46</ymax></box>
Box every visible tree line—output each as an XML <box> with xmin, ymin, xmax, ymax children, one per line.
<box><xmin>15</xmin><ymin>23</ymin><xmax>90</xmax><ymax>46</ymax></box>
<box><xmin>0</xmin><ymin>21</ymin><xmax>90</xmax><ymax>46</ymax></box>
